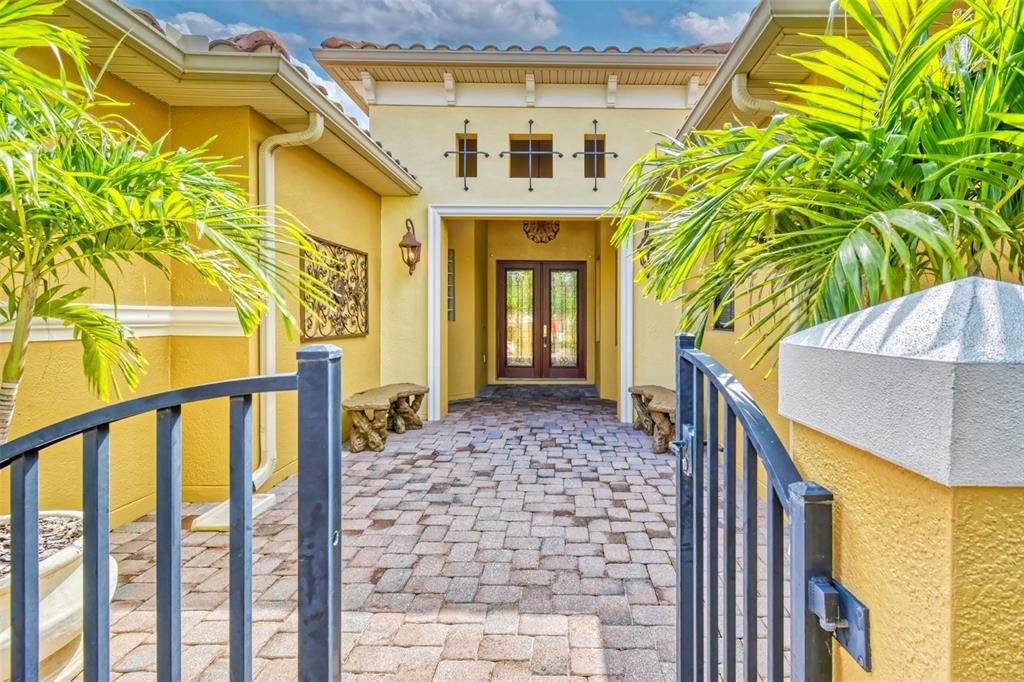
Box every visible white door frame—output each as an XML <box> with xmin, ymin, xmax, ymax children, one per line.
<box><xmin>426</xmin><ymin>204</ymin><xmax>634</xmax><ymax>422</ymax></box>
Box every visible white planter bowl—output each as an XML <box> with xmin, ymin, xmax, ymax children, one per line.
<box><xmin>0</xmin><ymin>511</ymin><xmax>118</xmax><ymax>682</ymax></box>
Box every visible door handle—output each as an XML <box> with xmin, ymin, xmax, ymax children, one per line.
<box><xmin>543</xmin><ymin>324</ymin><xmax>548</xmax><ymax>338</ymax></box>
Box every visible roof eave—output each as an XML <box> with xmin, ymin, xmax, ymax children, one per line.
<box><xmin>680</xmin><ymin>0</ymin><xmax>834</xmax><ymax>136</ymax></box>
<box><xmin>68</xmin><ymin>0</ymin><xmax>421</xmax><ymax>196</ymax></box>
<box><xmin>311</xmin><ymin>47</ymin><xmax>725</xmax><ymax>71</ymax></box>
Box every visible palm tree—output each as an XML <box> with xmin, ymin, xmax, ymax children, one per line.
<box><xmin>610</xmin><ymin>0</ymin><xmax>1024</xmax><ymax>367</ymax></box>
<box><xmin>0</xmin><ymin>0</ymin><xmax>329</xmax><ymax>441</ymax></box>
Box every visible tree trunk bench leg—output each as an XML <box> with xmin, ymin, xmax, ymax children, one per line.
<box><xmin>650</xmin><ymin>411</ymin><xmax>672</xmax><ymax>454</ymax></box>
<box><xmin>368</xmin><ymin>409</ymin><xmax>388</xmax><ymax>449</ymax></box>
<box><xmin>390</xmin><ymin>400</ymin><xmax>406</xmax><ymax>434</ymax></box>
<box><xmin>349</xmin><ymin>410</ymin><xmax>380</xmax><ymax>453</ymax></box>
<box><xmin>396</xmin><ymin>396</ymin><xmax>423</xmax><ymax>431</ymax></box>
<box><xmin>631</xmin><ymin>393</ymin><xmax>654</xmax><ymax>433</ymax></box>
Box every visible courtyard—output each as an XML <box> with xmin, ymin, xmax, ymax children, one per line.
<box><xmin>101</xmin><ymin>386</ymin><xmax>780</xmax><ymax>681</ymax></box>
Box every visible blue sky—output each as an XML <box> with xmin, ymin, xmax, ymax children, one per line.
<box><xmin>133</xmin><ymin>0</ymin><xmax>757</xmax><ymax>121</ymax></box>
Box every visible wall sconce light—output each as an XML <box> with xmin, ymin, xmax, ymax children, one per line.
<box><xmin>399</xmin><ymin>218</ymin><xmax>422</xmax><ymax>275</ymax></box>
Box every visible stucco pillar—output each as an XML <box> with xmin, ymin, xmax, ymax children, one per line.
<box><xmin>778</xmin><ymin>277</ymin><xmax>1024</xmax><ymax>681</ymax></box>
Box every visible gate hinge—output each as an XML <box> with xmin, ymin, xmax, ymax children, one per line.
<box><xmin>808</xmin><ymin>576</ymin><xmax>871</xmax><ymax>671</ymax></box>
<box><xmin>670</xmin><ymin>424</ymin><xmax>695</xmax><ymax>478</ymax></box>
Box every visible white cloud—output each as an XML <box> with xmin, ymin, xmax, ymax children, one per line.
<box><xmin>254</xmin><ymin>0</ymin><xmax>559</xmax><ymax>46</ymax></box>
<box><xmin>670</xmin><ymin>11</ymin><xmax>748</xmax><ymax>43</ymax></box>
<box><xmin>620</xmin><ymin>9</ymin><xmax>655</xmax><ymax>28</ymax></box>
<box><xmin>162</xmin><ymin>11</ymin><xmax>307</xmax><ymax>53</ymax></box>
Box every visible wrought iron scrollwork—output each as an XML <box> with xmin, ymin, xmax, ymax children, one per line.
<box><xmin>300</xmin><ymin>236</ymin><xmax>369</xmax><ymax>341</ymax></box>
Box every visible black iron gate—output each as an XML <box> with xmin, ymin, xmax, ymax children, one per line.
<box><xmin>673</xmin><ymin>334</ymin><xmax>870</xmax><ymax>682</ymax></box>
<box><xmin>1</xmin><ymin>345</ymin><xmax>343</xmax><ymax>682</ymax></box>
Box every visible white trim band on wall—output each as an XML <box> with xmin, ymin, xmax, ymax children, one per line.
<box><xmin>426</xmin><ymin>203</ymin><xmax>633</xmax><ymax>423</ymax></box>
<box><xmin>0</xmin><ymin>304</ymin><xmax>245</xmax><ymax>343</ymax></box>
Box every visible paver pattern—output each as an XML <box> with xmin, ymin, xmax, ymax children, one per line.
<box><xmin>340</xmin><ymin>385</ymin><xmax>676</xmax><ymax>681</ymax></box>
<box><xmin>103</xmin><ymin>385</ymin><xmax>780</xmax><ymax>681</ymax></box>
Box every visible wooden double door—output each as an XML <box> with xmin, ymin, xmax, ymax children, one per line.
<box><xmin>497</xmin><ymin>261</ymin><xmax>586</xmax><ymax>379</ymax></box>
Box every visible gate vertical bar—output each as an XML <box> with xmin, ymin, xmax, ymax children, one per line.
<box><xmin>767</xmin><ymin>485</ymin><xmax>784</xmax><ymax>681</ymax></box>
<box><xmin>742</xmin><ymin>438</ymin><xmax>757</xmax><ymax>682</ymax></box>
<box><xmin>157</xmin><ymin>406</ymin><xmax>182</xmax><ymax>682</ymax></box>
<box><xmin>723</xmin><ymin>410</ymin><xmax>737</xmax><ymax>682</ymax></box>
<box><xmin>790</xmin><ymin>482</ymin><xmax>834</xmax><ymax>681</ymax></box>
<box><xmin>229</xmin><ymin>395</ymin><xmax>254</xmax><ymax>681</ymax></box>
<box><xmin>83</xmin><ymin>425</ymin><xmax>111</xmax><ymax>682</ymax></box>
<box><xmin>692</xmin><ymin>371</ymin><xmax>705</xmax><ymax>682</ymax></box>
<box><xmin>297</xmin><ymin>345</ymin><xmax>343</xmax><ymax>681</ymax></box>
<box><xmin>675</xmin><ymin>333</ymin><xmax>696</xmax><ymax>682</ymax></box>
<box><xmin>706</xmin><ymin>387</ymin><xmax>719</xmax><ymax>679</ymax></box>
<box><xmin>11</xmin><ymin>450</ymin><xmax>40</xmax><ymax>682</ymax></box>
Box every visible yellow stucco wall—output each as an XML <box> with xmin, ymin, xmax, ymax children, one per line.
<box><xmin>791</xmin><ymin>423</ymin><xmax>1024</xmax><ymax>680</ymax></box>
<box><xmin>597</xmin><ymin>221</ymin><xmax>619</xmax><ymax>401</ymax></box>
<box><xmin>255</xmin><ymin>111</ymin><xmax>385</xmax><ymax>494</ymax></box>
<box><xmin>3</xmin><ymin>58</ymin><xmax>389</xmax><ymax>517</ymax></box>
<box><xmin>446</xmin><ymin>220</ymin><xmax>487</xmax><ymax>401</ymax></box>
<box><xmin>0</xmin><ymin>57</ymin><xmax>177</xmax><ymax>527</ymax></box>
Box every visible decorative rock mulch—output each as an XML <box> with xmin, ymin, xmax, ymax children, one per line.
<box><xmin>0</xmin><ymin>515</ymin><xmax>82</xmax><ymax>578</ymax></box>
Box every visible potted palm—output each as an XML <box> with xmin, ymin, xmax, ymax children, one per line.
<box><xmin>0</xmin><ymin>1</ymin><xmax>329</xmax><ymax>678</ymax></box>
<box><xmin>611</xmin><ymin>0</ymin><xmax>1024</xmax><ymax>365</ymax></box>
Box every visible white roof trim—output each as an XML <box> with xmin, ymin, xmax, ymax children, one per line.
<box><xmin>69</xmin><ymin>0</ymin><xmax>421</xmax><ymax>195</ymax></box>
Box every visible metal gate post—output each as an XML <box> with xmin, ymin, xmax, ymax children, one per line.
<box><xmin>790</xmin><ymin>482</ymin><xmax>834</xmax><ymax>681</ymax></box>
<box><xmin>675</xmin><ymin>333</ymin><xmax>696</xmax><ymax>682</ymax></box>
<box><xmin>297</xmin><ymin>345</ymin><xmax>343</xmax><ymax>681</ymax></box>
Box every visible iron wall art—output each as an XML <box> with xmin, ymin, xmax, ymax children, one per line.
<box><xmin>300</xmin><ymin>235</ymin><xmax>369</xmax><ymax>341</ymax></box>
<box><xmin>500</xmin><ymin>120</ymin><xmax>564</xmax><ymax>191</ymax></box>
<box><xmin>573</xmin><ymin>119</ymin><xmax>619</xmax><ymax>192</ymax></box>
<box><xmin>523</xmin><ymin>220</ymin><xmax>560</xmax><ymax>244</ymax></box>
<box><xmin>444</xmin><ymin>119</ymin><xmax>490</xmax><ymax>191</ymax></box>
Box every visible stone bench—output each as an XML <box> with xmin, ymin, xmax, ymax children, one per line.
<box><xmin>628</xmin><ymin>384</ymin><xmax>676</xmax><ymax>454</ymax></box>
<box><xmin>343</xmin><ymin>383</ymin><xmax>428</xmax><ymax>452</ymax></box>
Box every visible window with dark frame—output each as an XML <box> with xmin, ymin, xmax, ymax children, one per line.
<box><xmin>713</xmin><ymin>288</ymin><xmax>735</xmax><ymax>331</ymax></box>
<box><xmin>454</xmin><ymin>134</ymin><xmax>478</xmax><ymax>177</ymax></box>
<box><xmin>713</xmin><ymin>242</ymin><xmax>735</xmax><ymax>331</ymax></box>
<box><xmin>582</xmin><ymin>135</ymin><xmax>606</xmax><ymax>178</ymax></box>
<box><xmin>508</xmin><ymin>135</ymin><xmax>554</xmax><ymax>178</ymax></box>
<box><xmin>447</xmin><ymin>249</ymin><xmax>456</xmax><ymax>321</ymax></box>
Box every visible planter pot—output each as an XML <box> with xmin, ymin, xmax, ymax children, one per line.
<box><xmin>0</xmin><ymin>511</ymin><xmax>118</xmax><ymax>682</ymax></box>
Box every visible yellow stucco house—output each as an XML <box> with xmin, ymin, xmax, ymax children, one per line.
<box><xmin>5</xmin><ymin>1</ymin><xmax>1024</xmax><ymax>680</ymax></box>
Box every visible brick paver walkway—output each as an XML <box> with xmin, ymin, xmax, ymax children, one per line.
<box><xmin>104</xmin><ymin>385</ymin><xmax>781</xmax><ymax>681</ymax></box>
<box><xmin>340</xmin><ymin>385</ymin><xmax>676</xmax><ymax>681</ymax></box>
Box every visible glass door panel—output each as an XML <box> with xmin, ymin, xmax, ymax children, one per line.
<box><xmin>548</xmin><ymin>270</ymin><xmax>579</xmax><ymax>368</ymax></box>
<box><xmin>505</xmin><ymin>269</ymin><xmax>535</xmax><ymax>368</ymax></box>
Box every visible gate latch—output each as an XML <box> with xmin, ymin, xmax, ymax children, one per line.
<box><xmin>669</xmin><ymin>424</ymin><xmax>695</xmax><ymax>478</ymax></box>
<box><xmin>808</xmin><ymin>576</ymin><xmax>872</xmax><ymax>671</ymax></box>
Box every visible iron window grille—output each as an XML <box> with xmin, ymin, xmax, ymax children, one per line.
<box><xmin>500</xmin><ymin>120</ymin><xmax>563</xmax><ymax>191</ymax></box>
<box><xmin>573</xmin><ymin>120</ymin><xmax>618</xmax><ymax>191</ymax></box>
<box><xmin>444</xmin><ymin>119</ymin><xmax>489</xmax><ymax>191</ymax></box>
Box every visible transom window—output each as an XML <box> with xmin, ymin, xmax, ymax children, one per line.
<box><xmin>582</xmin><ymin>134</ymin><xmax>606</xmax><ymax>178</ymax></box>
<box><xmin>508</xmin><ymin>134</ymin><xmax>554</xmax><ymax>178</ymax></box>
<box><xmin>454</xmin><ymin>134</ymin><xmax>478</xmax><ymax>178</ymax></box>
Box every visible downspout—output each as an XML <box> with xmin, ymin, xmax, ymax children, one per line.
<box><xmin>252</xmin><ymin>112</ymin><xmax>325</xmax><ymax>491</ymax></box>
<box><xmin>731</xmin><ymin>73</ymin><xmax>781</xmax><ymax>115</ymax></box>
